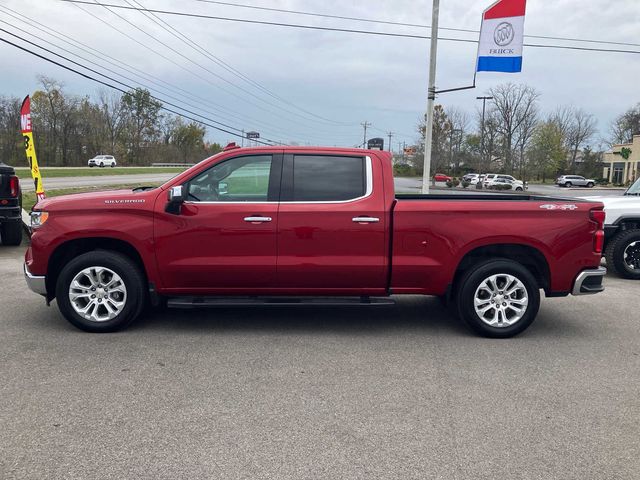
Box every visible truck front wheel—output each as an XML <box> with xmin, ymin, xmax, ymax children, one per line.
<box><xmin>605</xmin><ymin>229</ymin><xmax>640</xmax><ymax>280</ymax></box>
<box><xmin>55</xmin><ymin>251</ymin><xmax>146</xmax><ymax>332</ymax></box>
<box><xmin>1</xmin><ymin>221</ymin><xmax>23</xmax><ymax>246</ymax></box>
<box><xmin>456</xmin><ymin>259</ymin><xmax>540</xmax><ymax>338</ymax></box>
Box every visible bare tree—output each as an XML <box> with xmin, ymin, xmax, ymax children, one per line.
<box><xmin>566</xmin><ymin>108</ymin><xmax>597</xmax><ymax>171</ymax></box>
<box><xmin>488</xmin><ymin>83</ymin><xmax>540</xmax><ymax>174</ymax></box>
<box><xmin>98</xmin><ymin>89</ymin><xmax>127</xmax><ymax>154</ymax></box>
<box><xmin>610</xmin><ymin>104</ymin><xmax>640</xmax><ymax>144</ymax></box>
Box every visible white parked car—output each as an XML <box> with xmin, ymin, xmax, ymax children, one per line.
<box><xmin>556</xmin><ymin>175</ymin><xmax>595</xmax><ymax>188</ymax></box>
<box><xmin>88</xmin><ymin>155</ymin><xmax>117</xmax><ymax>168</ymax></box>
<box><xmin>581</xmin><ymin>177</ymin><xmax>640</xmax><ymax>280</ymax></box>
<box><xmin>462</xmin><ymin>173</ymin><xmax>481</xmax><ymax>184</ymax></box>
<box><xmin>485</xmin><ymin>174</ymin><xmax>527</xmax><ymax>192</ymax></box>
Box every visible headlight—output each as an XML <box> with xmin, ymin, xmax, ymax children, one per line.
<box><xmin>30</xmin><ymin>211</ymin><xmax>49</xmax><ymax>229</ymax></box>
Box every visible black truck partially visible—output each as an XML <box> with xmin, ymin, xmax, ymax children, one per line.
<box><xmin>0</xmin><ymin>162</ymin><xmax>22</xmax><ymax>246</ymax></box>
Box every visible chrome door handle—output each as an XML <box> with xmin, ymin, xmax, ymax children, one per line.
<box><xmin>244</xmin><ymin>216</ymin><xmax>272</xmax><ymax>223</ymax></box>
<box><xmin>352</xmin><ymin>216</ymin><xmax>380</xmax><ymax>223</ymax></box>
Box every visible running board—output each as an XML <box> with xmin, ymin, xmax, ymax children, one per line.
<box><xmin>167</xmin><ymin>296</ymin><xmax>396</xmax><ymax>309</ymax></box>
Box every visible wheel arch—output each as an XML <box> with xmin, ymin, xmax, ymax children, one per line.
<box><xmin>46</xmin><ymin>237</ymin><xmax>148</xmax><ymax>301</ymax></box>
<box><xmin>452</xmin><ymin>243</ymin><xmax>551</xmax><ymax>294</ymax></box>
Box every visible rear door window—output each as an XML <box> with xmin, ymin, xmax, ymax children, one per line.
<box><xmin>290</xmin><ymin>155</ymin><xmax>366</xmax><ymax>202</ymax></box>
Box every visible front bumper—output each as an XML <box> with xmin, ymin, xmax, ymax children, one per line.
<box><xmin>572</xmin><ymin>267</ymin><xmax>606</xmax><ymax>295</ymax></box>
<box><xmin>24</xmin><ymin>263</ymin><xmax>47</xmax><ymax>296</ymax></box>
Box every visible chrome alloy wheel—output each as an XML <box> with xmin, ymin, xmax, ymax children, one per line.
<box><xmin>473</xmin><ymin>274</ymin><xmax>529</xmax><ymax>328</ymax></box>
<box><xmin>68</xmin><ymin>266</ymin><xmax>127</xmax><ymax>322</ymax></box>
<box><xmin>623</xmin><ymin>241</ymin><xmax>640</xmax><ymax>270</ymax></box>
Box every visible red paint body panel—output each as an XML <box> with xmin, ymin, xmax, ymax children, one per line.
<box><xmin>26</xmin><ymin>146</ymin><xmax>604</xmax><ymax>300</ymax></box>
<box><xmin>391</xmin><ymin>200</ymin><xmax>601</xmax><ymax>295</ymax></box>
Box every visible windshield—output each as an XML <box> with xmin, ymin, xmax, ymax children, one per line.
<box><xmin>626</xmin><ymin>177</ymin><xmax>640</xmax><ymax>195</ymax></box>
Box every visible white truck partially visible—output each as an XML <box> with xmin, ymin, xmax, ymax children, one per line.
<box><xmin>586</xmin><ymin>178</ymin><xmax>640</xmax><ymax>279</ymax></box>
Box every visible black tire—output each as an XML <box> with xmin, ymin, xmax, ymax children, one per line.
<box><xmin>55</xmin><ymin>250</ymin><xmax>146</xmax><ymax>332</ymax></box>
<box><xmin>100</xmin><ymin>162</ymin><xmax>105</xmax><ymax>167</ymax></box>
<box><xmin>456</xmin><ymin>258</ymin><xmax>541</xmax><ymax>338</ymax></box>
<box><xmin>605</xmin><ymin>229</ymin><xmax>640</xmax><ymax>280</ymax></box>
<box><xmin>587</xmin><ymin>182</ymin><xmax>594</xmax><ymax>188</ymax></box>
<box><xmin>1</xmin><ymin>221</ymin><xmax>22</xmax><ymax>246</ymax></box>
<box><xmin>515</xmin><ymin>187</ymin><xmax>523</xmax><ymax>192</ymax></box>
<box><xmin>565</xmin><ymin>182</ymin><xmax>572</xmax><ymax>187</ymax></box>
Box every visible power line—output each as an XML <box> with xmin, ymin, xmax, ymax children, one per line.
<box><xmin>0</xmin><ymin>5</ymin><xmax>332</xmax><ymax>143</ymax></box>
<box><xmin>188</xmin><ymin>0</ymin><xmax>640</xmax><ymax>49</ymax></box>
<box><xmin>125</xmin><ymin>0</ymin><xmax>351</xmax><ymax>126</ymax></box>
<box><xmin>0</xmin><ymin>31</ymin><xmax>281</xmax><ymax>145</ymax></box>
<box><xmin>58</xmin><ymin>1</ymin><xmax>640</xmax><ymax>55</ymax></box>
<box><xmin>79</xmin><ymin>0</ymin><xmax>340</xmax><ymax>127</ymax></box>
<box><xmin>0</xmin><ymin>17</ymin><xmax>307</xmax><ymax>142</ymax></box>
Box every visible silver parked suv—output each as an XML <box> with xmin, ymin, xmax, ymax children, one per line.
<box><xmin>556</xmin><ymin>175</ymin><xmax>595</xmax><ymax>188</ymax></box>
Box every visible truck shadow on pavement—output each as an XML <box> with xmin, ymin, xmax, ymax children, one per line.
<box><xmin>127</xmin><ymin>296</ymin><xmax>587</xmax><ymax>340</ymax></box>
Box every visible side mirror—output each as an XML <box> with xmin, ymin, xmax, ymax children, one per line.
<box><xmin>166</xmin><ymin>185</ymin><xmax>185</xmax><ymax>215</ymax></box>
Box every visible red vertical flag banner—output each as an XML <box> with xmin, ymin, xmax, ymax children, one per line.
<box><xmin>20</xmin><ymin>95</ymin><xmax>46</xmax><ymax>201</ymax></box>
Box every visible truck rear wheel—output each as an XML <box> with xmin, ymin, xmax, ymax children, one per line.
<box><xmin>456</xmin><ymin>259</ymin><xmax>540</xmax><ymax>338</ymax></box>
<box><xmin>605</xmin><ymin>229</ymin><xmax>640</xmax><ymax>280</ymax></box>
<box><xmin>1</xmin><ymin>221</ymin><xmax>23</xmax><ymax>246</ymax></box>
<box><xmin>55</xmin><ymin>250</ymin><xmax>146</xmax><ymax>332</ymax></box>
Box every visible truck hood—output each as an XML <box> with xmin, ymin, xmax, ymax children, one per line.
<box><xmin>34</xmin><ymin>188</ymin><xmax>156</xmax><ymax>211</ymax></box>
<box><xmin>578</xmin><ymin>195</ymin><xmax>640</xmax><ymax>225</ymax></box>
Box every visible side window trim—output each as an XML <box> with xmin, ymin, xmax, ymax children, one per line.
<box><xmin>183</xmin><ymin>152</ymin><xmax>283</xmax><ymax>204</ymax></box>
<box><xmin>280</xmin><ymin>155</ymin><xmax>373</xmax><ymax>204</ymax></box>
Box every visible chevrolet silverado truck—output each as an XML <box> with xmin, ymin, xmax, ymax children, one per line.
<box><xmin>25</xmin><ymin>145</ymin><xmax>607</xmax><ymax>338</ymax></box>
<box><xmin>584</xmin><ymin>177</ymin><xmax>640</xmax><ymax>280</ymax></box>
<box><xmin>0</xmin><ymin>161</ymin><xmax>22</xmax><ymax>246</ymax></box>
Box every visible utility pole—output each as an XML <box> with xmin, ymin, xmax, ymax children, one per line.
<box><xmin>361</xmin><ymin>121</ymin><xmax>372</xmax><ymax>148</ymax></box>
<box><xmin>477</xmin><ymin>96</ymin><xmax>493</xmax><ymax>173</ymax></box>
<box><xmin>387</xmin><ymin>132</ymin><xmax>394</xmax><ymax>151</ymax></box>
<box><xmin>422</xmin><ymin>0</ymin><xmax>440</xmax><ymax>194</ymax></box>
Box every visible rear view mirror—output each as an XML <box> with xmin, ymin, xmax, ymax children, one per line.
<box><xmin>166</xmin><ymin>185</ymin><xmax>185</xmax><ymax>215</ymax></box>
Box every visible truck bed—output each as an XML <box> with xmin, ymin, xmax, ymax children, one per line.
<box><xmin>395</xmin><ymin>193</ymin><xmax>591</xmax><ymax>202</ymax></box>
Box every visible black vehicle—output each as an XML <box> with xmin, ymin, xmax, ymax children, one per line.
<box><xmin>0</xmin><ymin>162</ymin><xmax>22</xmax><ymax>246</ymax></box>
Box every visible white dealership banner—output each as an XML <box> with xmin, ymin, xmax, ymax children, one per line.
<box><xmin>477</xmin><ymin>0</ymin><xmax>527</xmax><ymax>73</ymax></box>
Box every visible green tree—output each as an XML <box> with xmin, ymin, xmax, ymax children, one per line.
<box><xmin>121</xmin><ymin>88</ymin><xmax>162</xmax><ymax>164</ymax></box>
<box><xmin>171</xmin><ymin>120</ymin><xmax>206</xmax><ymax>163</ymax></box>
<box><xmin>528</xmin><ymin>121</ymin><xmax>567</xmax><ymax>181</ymax></box>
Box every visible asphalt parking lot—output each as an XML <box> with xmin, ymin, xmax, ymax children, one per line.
<box><xmin>1</xmin><ymin>240</ymin><xmax>638</xmax><ymax>480</ymax></box>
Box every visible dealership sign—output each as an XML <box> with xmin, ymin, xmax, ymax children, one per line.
<box><xmin>477</xmin><ymin>0</ymin><xmax>527</xmax><ymax>73</ymax></box>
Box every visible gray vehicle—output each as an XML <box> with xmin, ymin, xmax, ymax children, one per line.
<box><xmin>556</xmin><ymin>175</ymin><xmax>595</xmax><ymax>188</ymax></box>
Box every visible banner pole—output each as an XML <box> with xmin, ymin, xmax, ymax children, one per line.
<box><xmin>421</xmin><ymin>0</ymin><xmax>440</xmax><ymax>194</ymax></box>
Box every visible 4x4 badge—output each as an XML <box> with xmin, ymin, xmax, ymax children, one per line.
<box><xmin>540</xmin><ymin>204</ymin><xmax>578</xmax><ymax>211</ymax></box>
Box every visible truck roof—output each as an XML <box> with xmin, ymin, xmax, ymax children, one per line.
<box><xmin>222</xmin><ymin>144</ymin><xmax>391</xmax><ymax>157</ymax></box>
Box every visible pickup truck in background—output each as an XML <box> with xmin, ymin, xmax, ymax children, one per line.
<box><xmin>585</xmin><ymin>177</ymin><xmax>640</xmax><ymax>280</ymax></box>
<box><xmin>0</xmin><ymin>161</ymin><xmax>22</xmax><ymax>246</ymax></box>
<box><xmin>25</xmin><ymin>146</ymin><xmax>607</xmax><ymax>338</ymax></box>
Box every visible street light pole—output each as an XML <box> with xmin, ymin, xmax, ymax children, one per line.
<box><xmin>477</xmin><ymin>96</ymin><xmax>493</xmax><ymax>173</ymax></box>
<box><xmin>421</xmin><ymin>0</ymin><xmax>440</xmax><ymax>194</ymax></box>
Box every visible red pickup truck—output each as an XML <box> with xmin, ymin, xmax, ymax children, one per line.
<box><xmin>25</xmin><ymin>146</ymin><xmax>606</xmax><ymax>337</ymax></box>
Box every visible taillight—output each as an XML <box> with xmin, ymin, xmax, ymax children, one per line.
<box><xmin>590</xmin><ymin>208</ymin><xmax>605</xmax><ymax>229</ymax></box>
<box><xmin>590</xmin><ymin>207</ymin><xmax>606</xmax><ymax>254</ymax></box>
<box><xmin>9</xmin><ymin>175</ymin><xmax>19</xmax><ymax>197</ymax></box>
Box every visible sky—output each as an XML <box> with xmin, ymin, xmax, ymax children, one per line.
<box><xmin>1</xmin><ymin>0</ymin><xmax>638</xmax><ymax>150</ymax></box>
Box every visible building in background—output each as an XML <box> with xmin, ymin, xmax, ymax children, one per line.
<box><xmin>603</xmin><ymin>135</ymin><xmax>640</xmax><ymax>184</ymax></box>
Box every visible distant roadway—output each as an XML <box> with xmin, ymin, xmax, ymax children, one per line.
<box><xmin>21</xmin><ymin>172</ymin><xmax>626</xmax><ymax>197</ymax></box>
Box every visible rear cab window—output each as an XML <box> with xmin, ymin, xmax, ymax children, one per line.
<box><xmin>282</xmin><ymin>155</ymin><xmax>370</xmax><ymax>202</ymax></box>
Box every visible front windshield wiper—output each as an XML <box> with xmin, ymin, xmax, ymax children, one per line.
<box><xmin>132</xmin><ymin>186</ymin><xmax>157</xmax><ymax>192</ymax></box>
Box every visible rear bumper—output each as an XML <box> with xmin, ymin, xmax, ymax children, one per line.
<box><xmin>24</xmin><ymin>263</ymin><xmax>47</xmax><ymax>296</ymax></box>
<box><xmin>0</xmin><ymin>205</ymin><xmax>21</xmax><ymax>222</ymax></box>
<box><xmin>572</xmin><ymin>267</ymin><xmax>606</xmax><ymax>296</ymax></box>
